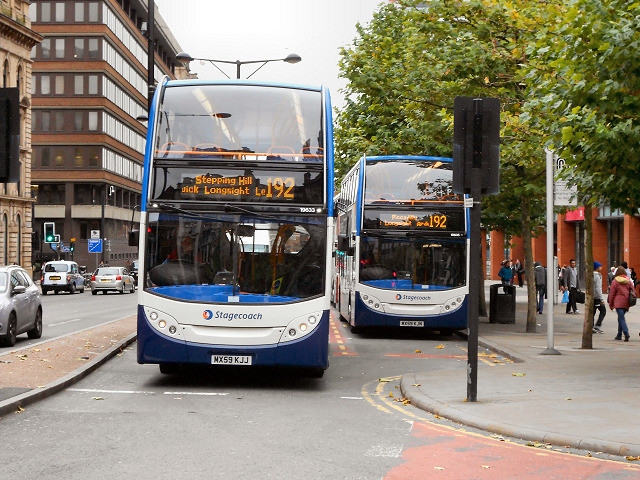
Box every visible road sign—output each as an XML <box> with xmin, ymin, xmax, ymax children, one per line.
<box><xmin>91</xmin><ymin>230</ymin><xmax>100</xmax><ymax>240</ymax></box>
<box><xmin>88</xmin><ymin>239</ymin><xmax>103</xmax><ymax>253</ymax></box>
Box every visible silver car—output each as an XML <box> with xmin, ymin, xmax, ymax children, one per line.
<box><xmin>0</xmin><ymin>265</ymin><xmax>43</xmax><ymax>347</ymax></box>
<box><xmin>90</xmin><ymin>266</ymin><xmax>135</xmax><ymax>295</ymax></box>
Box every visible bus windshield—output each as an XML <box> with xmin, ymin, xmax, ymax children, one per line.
<box><xmin>145</xmin><ymin>211</ymin><xmax>327</xmax><ymax>302</ymax></box>
<box><xmin>359</xmin><ymin>236</ymin><xmax>466</xmax><ymax>290</ymax></box>
<box><xmin>364</xmin><ymin>159</ymin><xmax>461</xmax><ymax>204</ymax></box>
<box><xmin>155</xmin><ymin>84</ymin><xmax>324</xmax><ymax>161</ymax></box>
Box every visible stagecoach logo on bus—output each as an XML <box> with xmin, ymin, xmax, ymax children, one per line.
<box><xmin>203</xmin><ymin>310</ymin><xmax>264</xmax><ymax>321</ymax></box>
<box><xmin>395</xmin><ymin>294</ymin><xmax>432</xmax><ymax>301</ymax></box>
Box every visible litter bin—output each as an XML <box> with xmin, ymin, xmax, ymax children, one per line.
<box><xmin>489</xmin><ymin>284</ymin><xmax>516</xmax><ymax>324</ymax></box>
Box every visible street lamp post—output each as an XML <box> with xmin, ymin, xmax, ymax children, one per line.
<box><xmin>176</xmin><ymin>52</ymin><xmax>302</xmax><ymax>79</ymax></box>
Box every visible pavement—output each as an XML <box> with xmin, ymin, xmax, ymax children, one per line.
<box><xmin>402</xmin><ymin>281</ymin><xmax>640</xmax><ymax>458</ymax></box>
<box><xmin>1</xmin><ymin>284</ymin><xmax>639</xmax><ymax>459</ymax></box>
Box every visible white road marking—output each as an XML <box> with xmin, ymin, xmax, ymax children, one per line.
<box><xmin>49</xmin><ymin>318</ymin><xmax>84</xmax><ymax>327</ymax></box>
<box><xmin>69</xmin><ymin>388</ymin><xmax>229</xmax><ymax>396</ymax></box>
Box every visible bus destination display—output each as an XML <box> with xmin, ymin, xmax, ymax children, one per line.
<box><xmin>362</xmin><ymin>209</ymin><xmax>466</xmax><ymax>233</ymax></box>
<box><xmin>152</xmin><ymin>167</ymin><xmax>324</xmax><ymax>205</ymax></box>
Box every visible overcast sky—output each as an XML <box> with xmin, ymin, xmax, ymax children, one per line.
<box><xmin>153</xmin><ymin>0</ymin><xmax>383</xmax><ymax>108</ymax></box>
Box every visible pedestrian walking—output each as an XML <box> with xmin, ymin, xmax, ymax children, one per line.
<box><xmin>498</xmin><ymin>260</ymin><xmax>514</xmax><ymax>293</ymax></box>
<box><xmin>514</xmin><ymin>259</ymin><xmax>524</xmax><ymax>287</ymax></box>
<box><xmin>607</xmin><ymin>266</ymin><xmax>633</xmax><ymax>342</ymax></box>
<box><xmin>562</xmin><ymin>259</ymin><xmax>581</xmax><ymax>314</ymax></box>
<box><xmin>592</xmin><ymin>261</ymin><xmax>606</xmax><ymax>333</ymax></box>
<box><xmin>533</xmin><ymin>262</ymin><xmax>546</xmax><ymax>314</ymax></box>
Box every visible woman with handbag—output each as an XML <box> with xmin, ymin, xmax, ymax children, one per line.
<box><xmin>607</xmin><ymin>266</ymin><xmax>634</xmax><ymax>342</ymax></box>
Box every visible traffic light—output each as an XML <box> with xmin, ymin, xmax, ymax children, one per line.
<box><xmin>44</xmin><ymin>222</ymin><xmax>56</xmax><ymax>243</ymax></box>
<box><xmin>70</xmin><ymin>237</ymin><xmax>76</xmax><ymax>252</ymax></box>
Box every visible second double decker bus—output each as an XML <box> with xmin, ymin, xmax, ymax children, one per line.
<box><xmin>134</xmin><ymin>78</ymin><xmax>333</xmax><ymax>376</ymax></box>
<box><xmin>333</xmin><ymin>155</ymin><xmax>469</xmax><ymax>333</ymax></box>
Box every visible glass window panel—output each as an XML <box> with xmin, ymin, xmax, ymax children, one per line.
<box><xmin>55</xmin><ymin>75</ymin><xmax>64</xmax><ymax>95</ymax></box>
<box><xmin>88</xmin><ymin>111</ymin><xmax>98</xmax><ymax>131</ymax></box>
<box><xmin>54</xmin><ymin>149</ymin><xmax>64</xmax><ymax>167</ymax></box>
<box><xmin>74</xmin><ymin>112</ymin><xmax>83</xmax><ymax>131</ymax></box>
<box><xmin>55</xmin><ymin>111</ymin><xmax>65</xmax><ymax>131</ymax></box>
<box><xmin>41</xmin><ymin>76</ymin><xmax>50</xmax><ymax>95</ymax></box>
<box><xmin>74</xmin><ymin>39</ymin><xmax>84</xmax><ymax>58</ymax></box>
<box><xmin>74</xmin><ymin>75</ymin><xmax>83</xmax><ymax>94</ymax></box>
<box><xmin>41</xmin><ymin>3</ymin><xmax>51</xmax><ymax>22</ymax></box>
<box><xmin>55</xmin><ymin>39</ymin><xmax>65</xmax><ymax>59</ymax></box>
<box><xmin>88</xmin><ymin>75</ymin><xmax>98</xmax><ymax>94</ymax></box>
<box><xmin>42</xmin><ymin>111</ymin><xmax>50</xmax><ymax>131</ymax></box>
<box><xmin>88</xmin><ymin>2</ymin><xmax>99</xmax><ymax>22</ymax></box>
<box><xmin>55</xmin><ymin>2</ymin><xmax>65</xmax><ymax>22</ymax></box>
<box><xmin>74</xmin><ymin>147</ymin><xmax>84</xmax><ymax>167</ymax></box>
<box><xmin>41</xmin><ymin>39</ymin><xmax>51</xmax><ymax>59</ymax></box>
<box><xmin>41</xmin><ymin>147</ymin><xmax>51</xmax><ymax>167</ymax></box>
<box><xmin>88</xmin><ymin>39</ymin><xmax>99</xmax><ymax>59</ymax></box>
<box><xmin>75</xmin><ymin>1</ymin><xmax>84</xmax><ymax>22</ymax></box>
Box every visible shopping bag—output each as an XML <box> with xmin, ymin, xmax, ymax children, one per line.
<box><xmin>630</xmin><ymin>289</ymin><xmax>637</xmax><ymax>307</ymax></box>
<box><xmin>561</xmin><ymin>290</ymin><xmax>569</xmax><ymax>303</ymax></box>
<box><xmin>575</xmin><ymin>290</ymin><xmax>586</xmax><ymax>304</ymax></box>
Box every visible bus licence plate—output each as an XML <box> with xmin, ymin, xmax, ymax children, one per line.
<box><xmin>400</xmin><ymin>320</ymin><xmax>424</xmax><ymax>327</ymax></box>
<box><xmin>211</xmin><ymin>355</ymin><xmax>252</xmax><ymax>365</ymax></box>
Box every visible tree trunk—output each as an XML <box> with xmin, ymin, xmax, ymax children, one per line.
<box><xmin>521</xmin><ymin>202</ymin><xmax>537</xmax><ymax>333</ymax></box>
<box><xmin>582</xmin><ymin>204</ymin><xmax>594</xmax><ymax>349</ymax></box>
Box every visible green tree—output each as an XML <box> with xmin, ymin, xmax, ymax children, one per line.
<box><xmin>335</xmin><ymin>0</ymin><xmax>552</xmax><ymax>331</ymax></box>
<box><xmin>526</xmin><ymin>0</ymin><xmax>640</xmax><ymax>347</ymax></box>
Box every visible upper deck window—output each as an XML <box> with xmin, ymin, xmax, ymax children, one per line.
<box><xmin>155</xmin><ymin>85</ymin><xmax>324</xmax><ymax>163</ymax></box>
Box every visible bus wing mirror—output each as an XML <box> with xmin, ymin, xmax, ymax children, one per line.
<box><xmin>128</xmin><ymin>230</ymin><xmax>140</xmax><ymax>246</ymax></box>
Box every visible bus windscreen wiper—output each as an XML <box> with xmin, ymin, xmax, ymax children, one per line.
<box><xmin>223</xmin><ymin>203</ymin><xmax>279</xmax><ymax>221</ymax></box>
<box><xmin>151</xmin><ymin>202</ymin><xmax>204</xmax><ymax>218</ymax></box>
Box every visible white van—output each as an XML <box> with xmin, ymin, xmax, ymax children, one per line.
<box><xmin>41</xmin><ymin>260</ymin><xmax>85</xmax><ymax>295</ymax></box>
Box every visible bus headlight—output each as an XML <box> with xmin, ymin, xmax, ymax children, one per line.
<box><xmin>361</xmin><ymin>293</ymin><xmax>383</xmax><ymax>312</ymax></box>
<box><xmin>280</xmin><ymin>312</ymin><xmax>322</xmax><ymax>343</ymax></box>
<box><xmin>144</xmin><ymin>306</ymin><xmax>182</xmax><ymax>339</ymax></box>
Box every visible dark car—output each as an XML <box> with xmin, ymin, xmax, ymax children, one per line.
<box><xmin>0</xmin><ymin>265</ymin><xmax>43</xmax><ymax>347</ymax></box>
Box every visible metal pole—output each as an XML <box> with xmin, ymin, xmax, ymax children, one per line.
<box><xmin>542</xmin><ymin>149</ymin><xmax>560</xmax><ymax>355</ymax></box>
<box><xmin>101</xmin><ymin>187</ymin><xmax>105</xmax><ymax>265</ymax></box>
<box><xmin>466</xmin><ymin>98</ymin><xmax>484</xmax><ymax>402</ymax></box>
<box><xmin>147</xmin><ymin>0</ymin><xmax>155</xmax><ymax>109</ymax></box>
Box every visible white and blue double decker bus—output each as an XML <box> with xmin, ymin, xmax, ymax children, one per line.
<box><xmin>333</xmin><ymin>155</ymin><xmax>469</xmax><ymax>333</ymax></box>
<box><xmin>135</xmin><ymin>78</ymin><xmax>333</xmax><ymax>376</ymax></box>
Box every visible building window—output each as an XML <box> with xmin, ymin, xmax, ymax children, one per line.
<box><xmin>41</xmin><ymin>147</ymin><xmax>51</xmax><ymax>167</ymax></box>
<box><xmin>55</xmin><ymin>38</ymin><xmax>65</xmax><ymax>59</ymax></box>
<box><xmin>75</xmin><ymin>1</ymin><xmax>85</xmax><ymax>22</ymax></box>
<box><xmin>74</xmin><ymin>75</ymin><xmax>83</xmax><ymax>94</ymax></box>
<box><xmin>88</xmin><ymin>147</ymin><xmax>99</xmax><ymax>167</ymax></box>
<box><xmin>88</xmin><ymin>111</ymin><xmax>98</xmax><ymax>131</ymax></box>
<box><xmin>41</xmin><ymin>75</ymin><xmax>50</xmax><ymax>95</ymax></box>
<box><xmin>74</xmin><ymin>112</ymin><xmax>83</xmax><ymax>131</ymax></box>
<box><xmin>41</xmin><ymin>38</ymin><xmax>51</xmax><ymax>59</ymax></box>
<box><xmin>88</xmin><ymin>74</ymin><xmax>98</xmax><ymax>95</ymax></box>
<box><xmin>54</xmin><ymin>150</ymin><xmax>65</xmax><ymax>167</ymax></box>
<box><xmin>55</xmin><ymin>111</ymin><xmax>65</xmax><ymax>132</ymax></box>
<box><xmin>88</xmin><ymin>2</ymin><xmax>99</xmax><ymax>22</ymax></box>
<box><xmin>88</xmin><ymin>39</ymin><xmax>99</xmax><ymax>59</ymax></box>
<box><xmin>41</xmin><ymin>111</ymin><xmax>51</xmax><ymax>132</ymax></box>
<box><xmin>55</xmin><ymin>2</ymin><xmax>65</xmax><ymax>22</ymax></box>
<box><xmin>74</xmin><ymin>147</ymin><xmax>84</xmax><ymax>167</ymax></box>
<box><xmin>41</xmin><ymin>2</ymin><xmax>51</xmax><ymax>22</ymax></box>
<box><xmin>55</xmin><ymin>75</ymin><xmax>65</xmax><ymax>95</ymax></box>
<box><xmin>74</xmin><ymin>39</ymin><xmax>84</xmax><ymax>58</ymax></box>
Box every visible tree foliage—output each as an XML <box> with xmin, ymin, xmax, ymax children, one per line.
<box><xmin>335</xmin><ymin>0</ymin><xmax>555</xmax><ymax>331</ymax></box>
<box><xmin>525</xmin><ymin>0</ymin><xmax>640</xmax><ymax>214</ymax></box>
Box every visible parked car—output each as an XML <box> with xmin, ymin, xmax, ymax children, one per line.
<box><xmin>0</xmin><ymin>265</ymin><xmax>43</xmax><ymax>347</ymax></box>
<box><xmin>90</xmin><ymin>266</ymin><xmax>135</xmax><ymax>295</ymax></box>
<box><xmin>41</xmin><ymin>260</ymin><xmax>85</xmax><ymax>295</ymax></box>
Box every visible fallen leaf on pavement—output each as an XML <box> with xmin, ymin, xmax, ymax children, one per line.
<box><xmin>414</xmin><ymin>349</ymin><xmax>422</xmax><ymax>354</ymax></box>
<box><xmin>435</xmin><ymin>344</ymin><xmax>445</xmax><ymax>349</ymax></box>
<box><xmin>512</xmin><ymin>372</ymin><xmax>526</xmax><ymax>377</ymax></box>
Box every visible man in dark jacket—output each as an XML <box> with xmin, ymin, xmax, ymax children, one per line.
<box><xmin>534</xmin><ymin>262</ymin><xmax>546</xmax><ymax>314</ymax></box>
